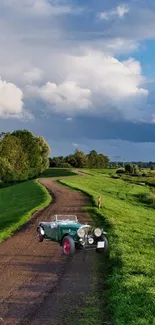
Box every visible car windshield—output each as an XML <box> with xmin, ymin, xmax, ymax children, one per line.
<box><xmin>52</xmin><ymin>215</ymin><xmax>78</xmax><ymax>222</ymax></box>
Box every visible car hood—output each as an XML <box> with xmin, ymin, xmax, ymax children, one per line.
<box><xmin>39</xmin><ymin>221</ymin><xmax>83</xmax><ymax>230</ymax></box>
<box><xmin>59</xmin><ymin>222</ymin><xmax>83</xmax><ymax>230</ymax></box>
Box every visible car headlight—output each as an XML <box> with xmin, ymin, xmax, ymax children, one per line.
<box><xmin>94</xmin><ymin>228</ymin><xmax>102</xmax><ymax>237</ymax></box>
<box><xmin>88</xmin><ymin>237</ymin><xmax>94</xmax><ymax>244</ymax></box>
<box><xmin>77</xmin><ymin>227</ymin><xmax>85</xmax><ymax>238</ymax></box>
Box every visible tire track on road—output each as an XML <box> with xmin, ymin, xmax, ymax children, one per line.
<box><xmin>0</xmin><ymin>177</ymin><xmax>97</xmax><ymax>325</ymax></box>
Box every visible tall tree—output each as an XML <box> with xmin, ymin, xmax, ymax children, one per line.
<box><xmin>0</xmin><ymin>135</ymin><xmax>28</xmax><ymax>181</ymax></box>
<box><xmin>65</xmin><ymin>154</ymin><xmax>77</xmax><ymax>168</ymax></box>
<box><xmin>0</xmin><ymin>129</ymin><xmax>50</xmax><ymax>182</ymax></box>
<box><xmin>73</xmin><ymin>149</ymin><xmax>88</xmax><ymax>168</ymax></box>
<box><xmin>11</xmin><ymin>129</ymin><xmax>48</xmax><ymax>178</ymax></box>
<box><xmin>36</xmin><ymin>136</ymin><xmax>50</xmax><ymax>173</ymax></box>
<box><xmin>87</xmin><ymin>150</ymin><xmax>98</xmax><ymax>168</ymax></box>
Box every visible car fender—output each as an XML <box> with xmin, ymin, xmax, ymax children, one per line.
<box><xmin>60</xmin><ymin>231</ymin><xmax>77</xmax><ymax>245</ymax></box>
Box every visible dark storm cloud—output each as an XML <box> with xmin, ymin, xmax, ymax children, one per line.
<box><xmin>75</xmin><ymin>117</ymin><xmax>155</xmax><ymax>142</ymax></box>
<box><xmin>1</xmin><ymin>114</ymin><xmax>154</xmax><ymax>144</ymax></box>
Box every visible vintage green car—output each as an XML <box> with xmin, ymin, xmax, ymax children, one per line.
<box><xmin>37</xmin><ymin>215</ymin><xmax>108</xmax><ymax>256</ymax></box>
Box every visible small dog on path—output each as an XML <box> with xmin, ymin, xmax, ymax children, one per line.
<box><xmin>98</xmin><ymin>195</ymin><xmax>101</xmax><ymax>209</ymax></box>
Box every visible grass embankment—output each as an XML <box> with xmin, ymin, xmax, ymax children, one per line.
<box><xmin>0</xmin><ymin>180</ymin><xmax>51</xmax><ymax>243</ymax></box>
<box><xmin>0</xmin><ymin>168</ymin><xmax>77</xmax><ymax>243</ymax></box>
<box><xmin>41</xmin><ymin>168</ymin><xmax>77</xmax><ymax>178</ymax></box>
<box><xmin>60</xmin><ymin>169</ymin><xmax>155</xmax><ymax>325</ymax></box>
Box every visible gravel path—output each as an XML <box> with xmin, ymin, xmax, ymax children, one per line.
<box><xmin>0</xmin><ymin>177</ymin><xmax>98</xmax><ymax>325</ymax></box>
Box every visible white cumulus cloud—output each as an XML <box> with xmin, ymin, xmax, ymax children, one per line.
<box><xmin>98</xmin><ymin>4</ymin><xmax>129</xmax><ymax>20</ymax></box>
<box><xmin>0</xmin><ymin>77</ymin><xmax>33</xmax><ymax>119</ymax></box>
<box><xmin>26</xmin><ymin>80</ymin><xmax>92</xmax><ymax>113</ymax></box>
<box><xmin>72</xmin><ymin>143</ymin><xmax>80</xmax><ymax>147</ymax></box>
<box><xmin>116</xmin><ymin>4</ymin><xmax>129</xmax><ymax>17</ymax></box>
<box><xmin>66</xmin><ymin>117</ymin><xmax>73</xmax><ymax>121</ymax></box>
<box><xmin>0</xmin><ymin>0</ymin><xmax>152</xmax><ymax>123</ymax></box>
<box><xmin>25</xmin><ymin>50</ymin><xmax>148</xmax><ymax>120</ymax></box>
<box><xmin>0</xmin><ymin>77</ymin><xmax>25</xmax><ymax>118</ymax></box>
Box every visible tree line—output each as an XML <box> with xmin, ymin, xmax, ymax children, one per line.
<box><xmin>110</xmin><ymin>161</ymin><xmax>155</xmax><ymax>169</ymax></box>
<box><xmin>49</xmin><ymin>149</ymin><xmax>109</xmax><ymax>169</ymax></box>
<box><xmin>0</xmin><ymin>130</ymin><xmax>50</xmax><ymax>182</ymax></box>
<box><xmin>116</xmin><ymin>162</ymin><xmax>155</xmax><ymax>177</ymax></box>
<box><xmin>0</xmin><ymin>129</ymin><xmax>110</xmax><ymax>182</ymax></box>
<box><xmin>1</xmin><ymin>128</ymin><xmax>153</xmax><ymax>183</ymax></box>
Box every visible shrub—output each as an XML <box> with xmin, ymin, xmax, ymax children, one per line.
<box><xmin>138</xmin><ymin>189</ymin><xmax>155</xmax><ymax>206</ymax></box>
<box><xmin>125</xmin><ymin>163</ymin><xmax>133</xmax><ymax>174</ymax></box>
<box><xmin>116</xmin><ymin>168</ymin><xmax>125</xmax><ymax>174</ymax></box>
<box><xmin>57</xmin><ymin>162</ymin><xmax>72</xmax><ymax>168</ymax></box>
<box><xmin>111</xmin><ymin>174</ymin><xmax>120</xmax><ymax>179</ymax></box>
<box><xmin>141</xmin><ymin>172</ymin><xmax>150</xmax><ymax>177</ymax></box>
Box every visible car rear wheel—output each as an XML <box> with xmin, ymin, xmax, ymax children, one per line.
<box><xmin>37</xmin><ymin>227</ymin><xmax>44</xmax><ymax>242</ymax></box>
<box><xmin>62</xmin><ymin>236</ymin><xmax>75</xmax><ymax>256</ymax></box>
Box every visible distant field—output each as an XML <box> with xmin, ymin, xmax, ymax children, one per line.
<box><xmin>78</xmin><ymin>168</ymin><xmax>116</xmax><ymax>175</ymax></box>
<box><xmin>41</xmin><ymin>168</ymin><xmax>77</xmax><ymax>178</ymax></box>
<box><xmin>60</xmin><ymin>169</ymin><xmax>155</xmax><ymax>325</ymax></box>
<box><xmin>122</xmin><ymin>173</ymin><xmax>155</xmax><ymax>187</ymax></box>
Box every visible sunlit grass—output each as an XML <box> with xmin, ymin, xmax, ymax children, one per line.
<box><xmin>60</xmin><ymin>170</ymin><xmax>155</xmax><ymax>325</ymax></box>
<box><xmin>0</xmin><ymin>179</ymin><xmax>51</xmax><ymax>242</ymax></box>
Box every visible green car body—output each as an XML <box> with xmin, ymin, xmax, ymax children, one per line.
<box><xmin>37</xmin><ymin>215</ymin><xmax>108</xmax><ymax>256</ymax></box>
<box><xmin>38</xmin><ymin>220</ymin><xmax>83</xmax><ymax>244</ymax></box>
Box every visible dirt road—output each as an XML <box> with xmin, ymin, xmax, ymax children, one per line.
<box><xmin>0</xmin><ymin>177</ymin><xmax>97</xmax><ymax>325</ymax></box>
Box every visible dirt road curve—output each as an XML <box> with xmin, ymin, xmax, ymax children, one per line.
<box><xmin>0</xmin><ymin>177</ymin><xmax>96</xmax><ymax>325</ymax></box>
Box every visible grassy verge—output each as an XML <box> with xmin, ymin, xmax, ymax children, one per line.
<box><xmin>40</xmin><ymin>168</ymin><xmax>77</xmax><ymax>178</ymax></box>
<box><xmin>0</xmin><ymin>168</ymin><xmax>77</xmax><ymax>243</ymax></box>
<box><xmin>59</xmin><ymin>170</ymin><xmax>155</xmax><ymax>325</ymax></box>
<box><xmin>0</xmin><ymin>179</ymin><xmax>51</xmax><ymax>243</ymax></box>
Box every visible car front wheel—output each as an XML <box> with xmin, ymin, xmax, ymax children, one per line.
<box><xmin>37</xmin><ymin>227</ymin><xmax>44</xmax><ymax>242</ymax></box>
<box><xmin>62</xmin><ymin>236</ymin><xmax>75</xmax><ymax>256</ymax></box>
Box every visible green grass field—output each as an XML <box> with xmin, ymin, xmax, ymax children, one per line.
<box><xmin>0</xmin><ymin>180</ymin><xmax>51</xmax><ymax>243</ymax></box>
<box><xmin>1</xmin><ymin>167</ymin><xmax>155</xmax><ymax>324</ymax></box>
<box><xmin>0</xmin><ymin>168</ymin><xmax>77</xmax><ymax>243</ymax></box>
<box><xmin>59</xmin><ymin>169</ymin><xmax>155</xmax><ymax>325</ymax></box>
<box><xmin>41</xmin><ymin>168</ymin><xmax>77</xmax><ymax>178</ymax></box>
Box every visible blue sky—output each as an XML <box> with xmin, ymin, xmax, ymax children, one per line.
<box><xmin>0</xmin><ymin>0</ymin><xmax>155</xmax><ymax>161</ymax></box>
